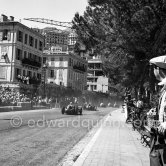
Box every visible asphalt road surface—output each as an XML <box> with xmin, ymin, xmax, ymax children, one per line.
<box><xmin>0</xmin><ymin>107</ymin><xmax>117</xmax><ymax>166</ymax></box>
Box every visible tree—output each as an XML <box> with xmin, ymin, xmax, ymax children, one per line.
<box><xmin>72</xmin><ymin>0</ymin><xmax>166</xmax><ymax>96</ymax></box>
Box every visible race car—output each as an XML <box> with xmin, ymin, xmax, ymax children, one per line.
<box><xmin>83</xmin><ymin>104</ymin><xmax>97</xmax><ymax>111</ymax></box>
<box><xmin>61</xmin><ymin>104</ymin><xmax>83</xmax><ymax>115</ymax></box>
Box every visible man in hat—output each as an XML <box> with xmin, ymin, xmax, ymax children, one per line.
<box><xmin>149</xmin><ymin>55</ymin><xmax>166</xmax><ymax>166</ymax></box>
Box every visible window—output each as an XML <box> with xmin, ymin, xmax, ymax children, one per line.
<box><xmin>50</xmin><ymin>70</ymin><xmax>54</xmax><ymax>78</ymax></box>
<box><xmin>59</xmin><ymin>59</ymin><xmax>63</xmax><ymax>67</ymax></box>
<box><xmin>69</xmin><ymin>58</ymin><xmax>71</xmax><ymax>66</ymax></box>
<box><xmin>35</xmin><ymin>39</ymin><xmax>38</xmax><ymax>49</ymax></box>
<box><xmin>29</xmin><ymin>53</ymin><xmax>32</xmax><ymax>59</ymax></box>
<box><xmin>51</xmin><ymin>58</ymin><xmax>54</xmax><ymax>66</ymax></box>
<box><xmin>59</xmin><ymin>57</ymin><xmax>63</xmax><ymax>61</ymax></box>
<box><xmin>28</xmin><ymin>52</ymin><xmax>30</xmax><ymax>59</ymax></box>
<box><xmin>29</xmin><ymin>36</ymin><xmax>34</xmax><ymax>47</ymax></box>
<box><xmin>39</xmin><ymin>41</ymin><xmax>43</xmax><ymax>51</ymax></box>
<box><xmin>15</xmin><ymin>68</ymin><xmax>21</xmax><ymax>78</ymax></box>
<box><xmin>0</xmin><ymin>29</ymin><xmax>10</xmax><ymax>40</ymax></box>
<box><xmin>24</xmin><ymin>51</ymin><xmax>27</xmax><ymax>59</ymax></box>
<box><xmin>17</xmin><ymin>30</ymin><xmax>23</xmax><ymax>42</ymax></box>
<box><xmin>27</xmin><ymin>71</ymin><xmax>32</xmax><ymax>77</ymax></box>
<box><xmin>24</xmin><ymin>34</ymin><xmax>28</xmax><ymax>44</ymax></box>
<box><xmin>32</xmin><ymin>54</ymin><xmax>34</xmax><ymax>60</ymax></box>
<box><xmin>34</xmin><ymin>55</ymin><xmax>37</xmax><ymax>61</ymax></box>
<box><xmin>16</xmin><ymin>49</ymin><xmax>22</xmax><ymax>60</ymax></box>
<box><xmin>37</xmin><ymin>73</ymin><xmax>41</xmax><ymax>79</ymax></box>
<box><xmin>23</xmin><ymin>70</ymin><xmax>26</xmax><ymax>76</ymax></box>
<box><xmin>43</xmin><ymin>57</ymin><xmax>46</xmax><ymax>64</ymax></box>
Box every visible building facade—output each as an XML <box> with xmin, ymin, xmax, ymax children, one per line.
<box><xmin>87</xmin><ymin>56</ymin><xmax>108</xmax><ymax>93</ymax></box>
<box><xmin>43</xmin><ymin>46</ymin><xmax>87</xmax><ymax>92</ymax></box>
<box><xmin>40</xmin><ymin>27</ymin><xmax>68</xmax><ymax>51</ymax></box>
<box><xmin>0</xmin><ymin>14</ymin><xmax>44</xmax><ymax>89</ymax></box>
<box><xmin>67</xmin><ymin>29</ymin><xmax>77</xmax><ymax>51</ymax></box>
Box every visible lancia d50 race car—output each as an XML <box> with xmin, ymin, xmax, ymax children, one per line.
<box><xmin>61</xmin><ymin>105</ymin><xmax>83</xmax><ymax>115</ymax></box>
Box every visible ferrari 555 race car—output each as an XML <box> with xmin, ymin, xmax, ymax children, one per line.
<box><xmin>61</xmin><ymin>105</ymin><xmax>83</xmax><ymax>115</ymax></box>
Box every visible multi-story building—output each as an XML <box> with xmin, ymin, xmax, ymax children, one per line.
<box><xmin>38</xmin><ymin>27</ymin><xmax>78</xmax><ymax>53</ymax></box>
<box><xmin>43</xmin><ymin>46</ymin><xmax>87</xmax><ymax>92</ymax></box>
<box><xmin>0</xmin><ymin>14</ymin><xmax>44</xmax><ymax>89</ymax></box>
<box><xmin>40</xmin><ymin>27</ymin><xmax>68</xmax><ymax>51</ymax></box>
<box><xmin>67</xmin><ymin>29</ymin><xmax>77</xmax><ymax>51</ymax></box>
<box><xmin>87</xmin><ymin>56</ymin><xmax>108</xmax><ymax>93</ymax></box>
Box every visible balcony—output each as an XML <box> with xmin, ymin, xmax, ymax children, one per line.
<box><xmin>88</xmin><ymin>67</ymin><xmax>102</xmax><ymax>71</ymax></box>
<box><xmin>22</xmin><ymin>58</ymin><xmax>41</xmax><ymax>68</ymax></box>
<box><xmin>17</xmin><ymin>75</ymin><xmax>41</xmax><ymax>85</ymax></box>
<box><xmin>73</xmin><ymin>65</ymin><xmax>86</xmax><ymax>72</ymax></box>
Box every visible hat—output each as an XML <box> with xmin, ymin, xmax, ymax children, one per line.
<box><xmin>158</xmin><ymin>77</ymin><xmax>166</xmax><ymax>85</ymax></box>
<box><xmin>150</xmin><ymin>55</ymin><xmax>166</xmax><ymax>69</ymax></box>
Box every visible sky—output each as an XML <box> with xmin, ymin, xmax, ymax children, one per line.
<box><xmin>0</xmin><ymin>0</ymin><xmax>88</xmax><ymax>29</ymax></box>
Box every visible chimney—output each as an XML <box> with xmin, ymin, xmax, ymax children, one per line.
<box><xmin>10</xmin><ymin>16</ymin><xmax>14</xmax><ymax>21</ymax></box>
<box><xmin>0</xmin><ymin>14</ymin><xmax>8</xmax><ymax>22</ymax></box>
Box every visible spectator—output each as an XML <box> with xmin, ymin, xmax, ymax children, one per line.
<box><xmin>0</xmin><ymin>88</ymin><xmax>30</xmax><ymax>106</ymax></box>
<box><xmin>149</xmin><ymin>55</ymin><xmax>166</xmax><ymax>166</ymax></box>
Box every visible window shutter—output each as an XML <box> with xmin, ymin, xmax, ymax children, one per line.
<box><xmin>0</xmin><ymin>32</ymin><xmax>3</xmax><ymax>41</ymax></box>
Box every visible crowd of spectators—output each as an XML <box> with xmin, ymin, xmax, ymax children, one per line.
<box><xmin>0</xmin><ymin>86</ymin><xmax>31</xmax><ymax>106</ymax></box>
<box><xmin>0</xmin><ymin>86</ymin><xmax>55</xmax><ymax>108</ymax></box>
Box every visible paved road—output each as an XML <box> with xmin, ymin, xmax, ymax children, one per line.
<box><xmin>0</xmin><ymin>107</ymin><xmax>115</xmax><ymax>166</ymax></box>
<box><xmin>0</xmin><ymin>108</ymin><xmax>74</xmax><ymax>131</ymax></box>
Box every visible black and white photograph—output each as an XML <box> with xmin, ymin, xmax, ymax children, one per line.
<box><xmin>0</xmin><ymin>0</ymin><xmax>166</xmax><ymax>166</ymax></box>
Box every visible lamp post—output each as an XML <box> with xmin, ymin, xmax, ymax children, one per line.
<box><xmin>43</xmin><ymin>63</ymin><xmax>48</xmax><ymax>98</ymax></box>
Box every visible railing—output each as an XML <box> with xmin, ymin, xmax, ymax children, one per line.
<box><xmin>88</xmin><ymin>67</ymin><xmax>102</xmax><ymax>70</ymax></box>
<box><xmin>22</xmin><ymin>58</ymin><xmax>41</xmax><ymax>68</ymax></box>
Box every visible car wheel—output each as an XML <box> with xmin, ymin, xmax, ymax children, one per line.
<box><xmin>61</xmin><ymin>107</ymin><xmax>65</xmax><ymax>114</ymax></box>
<box><xmin>80</xmin><ymin>108</ymin><xmax>82</xmax><ymax>115</ymax></box>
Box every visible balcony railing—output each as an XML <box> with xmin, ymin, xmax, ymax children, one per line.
<box><xmin>73</xmin><ymin>65</ymin><xmax>86</xmax><ymax>72</ymax></box>
<box><xmin>22</xmin><ymin>58</ymin><xmax>41</xmax><ymax>68</ymax></box>
<box><xmin>88</xmin><ymin>67</ymin><xmax>102</xmax><ymax>70</ymax></box>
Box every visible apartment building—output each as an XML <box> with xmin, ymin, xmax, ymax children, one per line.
<box><xmin>67</xmin><ymin>29</ymin><xmax>77</xmax><ymax>51</ymax></box>
<box><xmin>0</xmin><ymin>14</ymin><xmax>44</xmax><ymax>89</ymax></box>
<box><xmin>87</xmin><ymin>56</ymin><xmax>108</xmax><ymax>93</ymax></box>
<box><xmin>40</xmin><ymin>27</ymin><xmax>68</xmax><ymax>51</ymax></box>
<box><xmin>43</xmin><ymin>46</ymin><xmax>87</xmax><ymax>92</ymax></box>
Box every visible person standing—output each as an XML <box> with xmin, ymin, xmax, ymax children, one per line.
<box><xmin>149</xmin><ymin>55</ymin><xmax>166</xmax><ymax>166</ymax></box>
